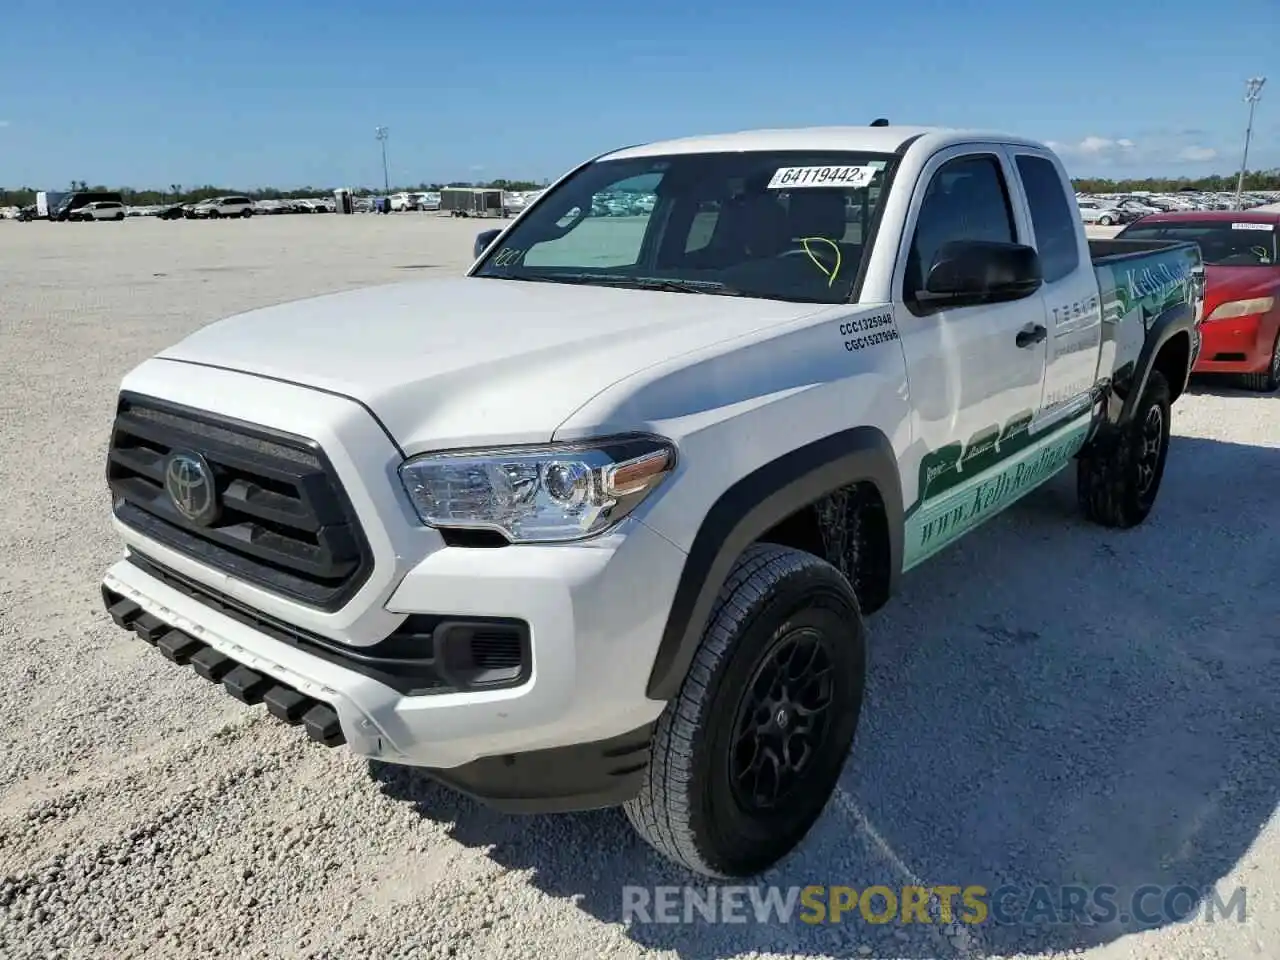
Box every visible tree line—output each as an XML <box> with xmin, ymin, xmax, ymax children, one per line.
<box><xmin>1072</xmin><ymin>169</ymin><xmax>1280</xmax><ymax>194</ymax></box>
<box><xmin>0</xmin><ymin>179</ymin><xmax>548</xmax><ymax>208</ymax></box>
<box><xmin>3</xmin><ymin>170</ymin><xmax>1278</xmax><ymax>209</ymax></box>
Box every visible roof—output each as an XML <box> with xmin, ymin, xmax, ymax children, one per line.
<box><xmin>1129</xmin><ymin>210</ymin><xmax>1280</xmax><ymax>224</ymax></box>
<box><xmin>599</xmin><ymin>125</ymin><xmax>1048</xmax><ymax>160</ymax></box>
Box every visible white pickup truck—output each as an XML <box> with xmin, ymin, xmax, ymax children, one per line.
<box><xmin>101</xmin><ymin>124</ymin><xmax>1204</xmax><ymax>878</ymax></box>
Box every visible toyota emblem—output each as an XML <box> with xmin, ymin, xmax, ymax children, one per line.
<box><xmin>164</xmin><ymin>452</ymin><xmax>219</xmax><ymax>527</ymax></box>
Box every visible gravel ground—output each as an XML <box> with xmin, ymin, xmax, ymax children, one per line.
<box><xmin>0</xmin><ymin>214</ymin><xmax>1276</xmax><ymax>960</ymax></box>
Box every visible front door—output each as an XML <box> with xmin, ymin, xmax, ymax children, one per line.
<box><xmin>892</xmin><ymin>147</ymin><xmax>1051</xmax><ymax>568</ymax></box>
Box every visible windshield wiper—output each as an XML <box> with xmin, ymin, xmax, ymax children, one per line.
<box><xmin>502</xmin><ymin>272</ymin><xmax>745</xmax><ymax>295</ymax></box>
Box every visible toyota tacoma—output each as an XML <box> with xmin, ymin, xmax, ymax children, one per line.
<box><xmin>101</xmin><ymin>124</ymin><xmax>1204</xmax><ymax>878</ymax></box>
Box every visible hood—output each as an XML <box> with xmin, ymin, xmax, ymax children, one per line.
<box><xmin>1203</xmin><ymin>265</ymin><xmax>1279</xmax><ymax>317</ymax></box>
<box><xmin>157</xmin><ymin>275</ymin><xmax>827</xmax><ymax>452</ymax></box>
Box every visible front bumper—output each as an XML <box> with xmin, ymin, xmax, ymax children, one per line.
<box><xmin>102</xmin><ymin>508</ymin><xmax>680</xmax><ymax>810</ymax></box>
<box><xmin>1193</xmin><ymin>314</ymin><xmax>1279</xmax><ymax>374</ymax></box>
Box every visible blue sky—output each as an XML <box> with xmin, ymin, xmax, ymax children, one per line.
<box><xmin>1</xmin><ymin>0</ymin><xmax>1275</xmax><ymax>190</ymax></box>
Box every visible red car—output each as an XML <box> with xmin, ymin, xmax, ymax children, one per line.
<box><xmin>1116</xmin><ymin>210</ymin><xmax>1280</xmax><ymax>392</ymax></box>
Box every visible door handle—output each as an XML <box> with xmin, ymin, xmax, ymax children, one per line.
<box><xmin>1016</xmin><ymin>324</ymin><xmax>1047</xmax><ymax>348</ymax></box>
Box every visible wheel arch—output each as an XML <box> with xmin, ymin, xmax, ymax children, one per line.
<box><xmin>1112</xmin><ymin>301</ymin><xmax>1197</xmax><ymax>426</ymax></box>
<box><xmin>645</xmin><ymin>426</ymin><xmax>903</xmax><ymax>701</ymax></box>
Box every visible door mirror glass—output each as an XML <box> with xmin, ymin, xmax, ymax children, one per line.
<box><xmin>918</xmin><ymin>239</ymin><xmax>1043</xmax><ymax>308</ymax></box>
<box><xmin>474</xmin><ymin>228</ymin><xmax>503</xmax><ymax>260</ymax></box>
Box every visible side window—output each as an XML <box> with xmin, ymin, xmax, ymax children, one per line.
<box><xmin>521</xmin><ymin>173</ymin><xmax>662</xmax><ymax>269</ymax></box>
<box><xmin>905</xmin><ymin>154</ymin><xmax>1016</xmax><ymax>300</ymax></box>
<box><xmin>1017</xmin><ymin>154</ymin><xmax>1081</xmax><ymax>284</ymax></box>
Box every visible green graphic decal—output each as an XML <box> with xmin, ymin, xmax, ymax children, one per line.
<box><xmin>916</xmin><ymin>409</ymin><xmax>1036</xmax><ymax>503</ymax></box>
<box><xmin>1097</xmin><ymin>246</ymin><xmax>1200</xmax><ymax>327</ymax></box>
<box><xmin>904</xmin><ymin>414</ymin><xmax>1091</xmax><ymax>570</ymax></box>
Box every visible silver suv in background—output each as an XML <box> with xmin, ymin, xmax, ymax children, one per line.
<box><xmin>71</xmin><ymin>201</ymin><xmax>128</xmax><ymax>222</ymax></box>
<box><xmin>187</xmin><ymin>196</ymin><xmax>255</xmax><ymax>219</ymax></box>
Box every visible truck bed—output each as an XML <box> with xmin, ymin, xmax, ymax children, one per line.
<box><xmin>1089</xmin><ymin>237</ymin><xmax>1204</xmax><ymax>379</ymax></box>
<box><xmin>1088</xmin><ymin>237</ymin><xmax>1197</xmax><ymax>264</ymax></box>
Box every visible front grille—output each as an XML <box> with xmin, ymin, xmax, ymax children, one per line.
<box><xmin>106</xmin><ymin>392</ymin><xmax>373</xmax><ymax>611</ymax></box>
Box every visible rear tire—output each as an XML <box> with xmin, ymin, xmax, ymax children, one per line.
<box><xmin>624</xmin><ymin>543</ymin><xmax>867</xmax><ymax>878</ymax></box>
<box><xmin>1100</xmin><ymin>216</ymin><xmax>1114</xmax><ymax>226</ymax></box>
<box><xmin>1077</xmin><ymin>370</ymin><xmax>1172</xmax><ymax>528</ymax></box>
<box><xmin>1238</xmin><ymin>333</ymin><xmax>1280</xmax><ymax>392</ymax></box>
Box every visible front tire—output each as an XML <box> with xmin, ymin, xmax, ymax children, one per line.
<box><xmin>1100</xmin><ymin>215</ymin><xmax>1114</xmax><ymax>226</ymax></box>
<box><xmin>1238</xmin><ymin>332</ymin><xmax>1280</xmax><ymax>392</ymax></box>
<box><xmin>1077</xmin><ymin>370</ymin><xmax>1172</xmax><ymax>528</ymax></box>
<box><xmin>624</xmin><ymin>544</ymin><xmax>867</xmax><ymax>878</ymax></box>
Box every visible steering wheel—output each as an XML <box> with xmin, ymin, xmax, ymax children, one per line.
<box><xmin>777</xmin><ymin>238</ymin><xmax>843</xmax><ymax>286</ymax></box>
<box><xmin>1251</xmin><ymin>245</ymin><xmax>1272</xmax><ymax>264</ymax></box>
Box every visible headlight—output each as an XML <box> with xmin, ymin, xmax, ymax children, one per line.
<box><xmin>398</xmin><ymin>435</ymin><xmax>676</xmax><ymax>543</ymax></box>
<box><xmin>1206</xmin><ymin>296</ymin><xmax>1274</xmax><ymax>322</ymax></box>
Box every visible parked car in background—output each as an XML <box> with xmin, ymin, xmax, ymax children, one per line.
<box><xmin>51</xmin><ymin>191</ymin><xmax>126</xmax><ymax>222</ymax></box>
<box><xmin>154</xmin><ymin>204</ymin><xmax>188</xmax><ymax>220</ymax></box>
<box><xmin>188</xmin><ymin>196</ymin><xmax>255</xmax><ymax>219</ymax></box>
<box><xmin>253</xmin><ymin>200</ymin><xmax>293</xmax><ymax>215</ymax></box>
<box><xmin>1117</xmin><ymin>211</ymin><xmax>1280</xmax><ymax>391</ymax></box>
<box><xmin>71</xmin><ymin>201</ymin><xmax>128</xmax><ymax>222</ymax></box>
<box><xmin>1077</xmin><ymin>202</ymin><xmax>1121</xmax><ymax>226</ymax></box>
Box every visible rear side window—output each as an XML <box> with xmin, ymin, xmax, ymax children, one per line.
<box><xmin>1016</xmin><ymin>154</ymin><xmax>1080</xmax><ymax>283</ymax></box>
<box><xmin>905</xmin><ymin>154</ymin><xmax>1016</xmax><ymax>301</ymax></box>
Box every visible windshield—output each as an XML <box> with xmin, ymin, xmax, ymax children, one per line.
<box><xmin>1119</xmin><ymin>220</ymin><xmax>1278</xmax><ymax>267</ymax></box>
<box><xmin>472</xmin><ymin>150</ymin><xmax>896</xmax><ymax>303</ymax></box>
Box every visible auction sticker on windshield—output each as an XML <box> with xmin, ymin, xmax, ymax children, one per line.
<box><xmin>767</xmin><ymin>165</ymin><xmax>879</xmax><ymax>189</ymax></box>
<box><xmin>1231</xmin><ymin>222</ymin><xmax>1274</xmax><ymax>231</ymax></box>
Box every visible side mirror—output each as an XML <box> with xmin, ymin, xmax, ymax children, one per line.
<box><xmin>917</xmin><ymin>240</ymin><xmax>1043</xmax><ymax>308</ymax></box>
<box><xmin>474</xmin><ymin>228</ymin><xmax>503</xmax><ymax>260</ymax></box>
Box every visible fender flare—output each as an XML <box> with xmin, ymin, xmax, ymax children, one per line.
<box><xmin>645</xmin><ymin>426</ymin><xmax>903</xmax><ymax>701</ymax></box>
<box><xmin>1113</xmin><ymin>301</ymin><xmax>1197</xmax><ymax>427</ymax></box>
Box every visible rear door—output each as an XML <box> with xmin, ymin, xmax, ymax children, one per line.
<box><xmin>1007</xmin><ymin>148</ymin><xmax>1104</xmax><ymax>430</ymax></box>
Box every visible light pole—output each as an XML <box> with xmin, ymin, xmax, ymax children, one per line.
<box><xmin>375</xmin><ymin>126</ymin><xmax>390</xmax><ymax>195</ymax></box>
<box><xmin>1234</xmin><ymin>77</ymin><xmax>1266</xmax><ymax>210</ymax></box>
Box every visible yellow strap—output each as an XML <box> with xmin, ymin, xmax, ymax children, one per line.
<box><xmin>800</xmin><ymin>236</ymin><xmax>843</xmax><ymax>287</ymax></box>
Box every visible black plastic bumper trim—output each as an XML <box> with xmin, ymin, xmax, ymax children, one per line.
<box><xmin>124</xmin><ymin>551</ymin><xmax>530</xmax><ymax>697</ymax></box>
<box><xmin>132</xmin><ymin>612</ymin><xmax>167</xmax><ymax>645</ymax></box>
<box><xmin>223</xmin><ymin>665</ymin><xmax>273</xmax><ymax>705</ymax></box>
<box><xmin>191</xmin><ymin>646</ymin><xmax>235</xmax><ymax>683</ymax></box>
<box><xmin>423</xmin><ymin>723</ymin><xmax>656</xmax><ymax>814</ymax></box>
<box><xmin>157</xmin><ymin>630</ymin><xmax>205</xmax><ymax>665</ymax></box>
<box><xmin>264</xmin><ymin>686</ymin><xmax>312</xmax><ymax>724</ymax></box>
<box><xmin>302</xmin><ymin>704</ymin><xmax>344</xmax><ymax>747</ymax></box>
<box><xmin>102</xmin><ymin>585</ymin><xmax>346</xmax><ymax>749</ymax></box>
